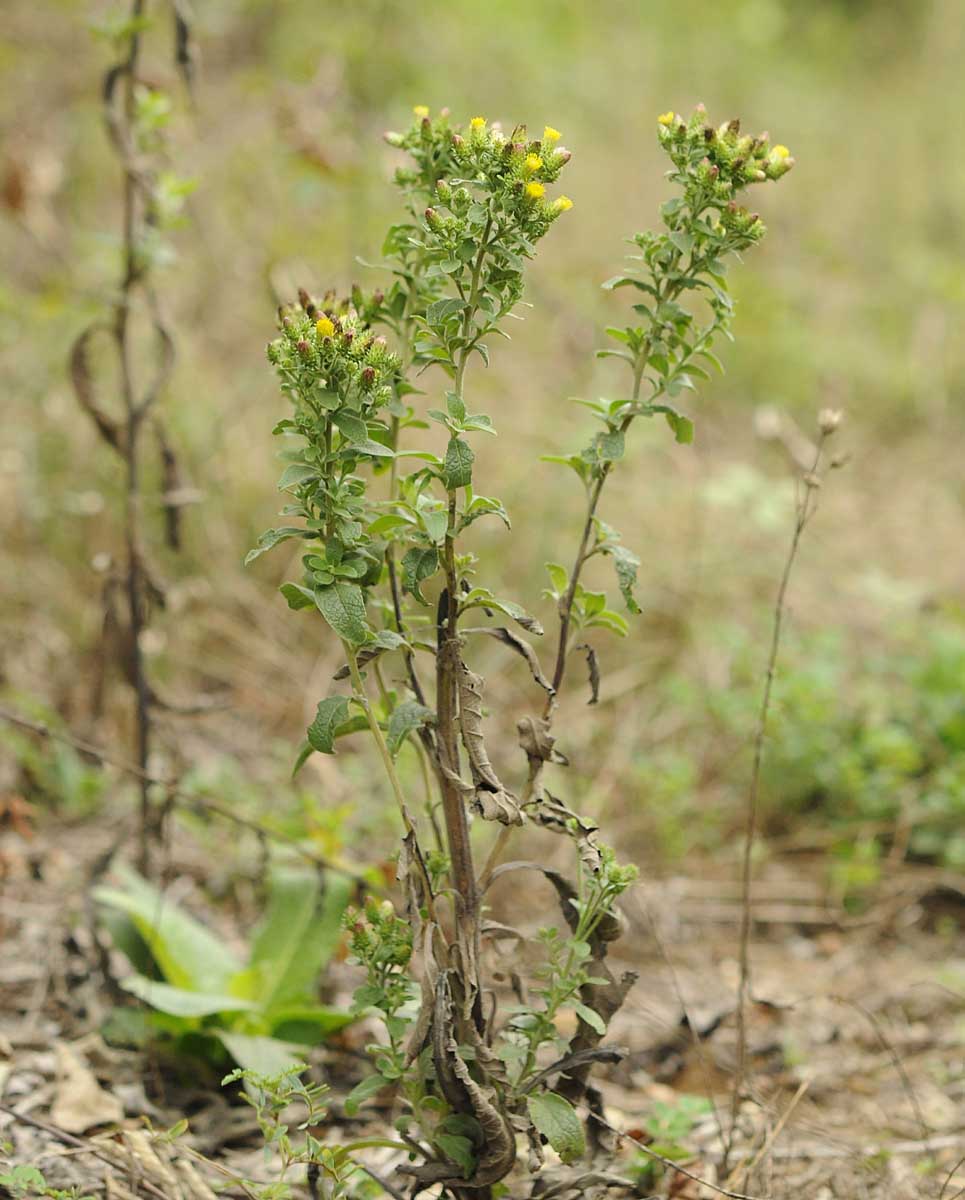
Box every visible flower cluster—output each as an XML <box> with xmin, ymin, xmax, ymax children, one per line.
<box><xmin>657</xmin><ymin>103</ymin><xmax>794</xmax><ymax>245</ymax></box>
<box><xmin>267</xmin><ymin>290</ymin><xmax>399</xmax><ymax>418</ymax></box>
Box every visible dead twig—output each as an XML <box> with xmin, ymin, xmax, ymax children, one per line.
<box><xmin>726</xmin><ymin>419</ymin><xmax>837</xmax><ymax>1173</ymax></box>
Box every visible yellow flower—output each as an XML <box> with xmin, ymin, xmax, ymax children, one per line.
<box><xmin>316</xmin><ymin>317</ymin><xmax>335</xmax><ymax>339</ymax></box>
<box><xmin>413</xmin><ymin>104</ymin><xmax>429</xmax><ymax>119</ymax></box>
<box><xmin>524</xmin><ymin>153</ymin><xmax>543</xmax><ymax>173</ymax></box>
<box><xmin>470</xmin><ymin>116</ymin><xmax>486</xmax><ymax>130</ymax></box>
<box><xmin>658</xmin><ymin>111</ymin><xmax>675</xmax><ymax>126</ymax></box>
<box><xmin>524</xmin><ymin>181</ymin><xmax>545</xmax><ymax>200</ymax></box>
<box><xmin>771</xmin><ymin>144</ymin><xmax>790</xmax><ymax>159</ymax></box>
<box><xmin>552</xmin><ymin>195</ymin><xmax>573</xmax><ymax>213</ymax></box>
<box><xmin>543</xmin><ymin>126</ymin><xmax>561</xmax><ymax>143</ymax></box>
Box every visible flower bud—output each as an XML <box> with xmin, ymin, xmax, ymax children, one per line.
<box><xmin>361</xmin><ymin>365</ymin><xmax>376</xmax><ymax>388</ymax></box>
<box><xmin>436</xmin><ymin>178</ymin><xmax>452</xmax><ymax>204</ymax></box>
<box><xmin>424</xmin><ymin>206</ymin><xmax>443</xmax><ymax>231</ymax></box>
<box><xmin>553</xmin><ymin>147</ymin><xmax>572</xmax><ymax>165</ymax></box>
<box><xmin>818</xmin><ymin>408</ymin><xmax>842</xmax><ymax>435</ymax></box>
<box><xmin>296</xmin><ymin>339</ymin><xmax>310</xmax><ymax>355</ymax></box>
<box><xmin>383</xmin><ymin>131</ymin><xmax>404</xmax><ymax>148</ymax></box>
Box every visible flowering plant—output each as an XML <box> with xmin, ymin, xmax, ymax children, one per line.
<box><xmin>250</xmin><ymin>105</ymin><xmax>792</xmax><ymax>1198</ymax></box>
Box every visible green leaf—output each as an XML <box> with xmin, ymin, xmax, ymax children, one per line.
<box><xmin>387</xmin><ymin>701</ymin><xmax>435</xmax><ymax>757</ymax></box>
<box><xmin>245</xmin><ymin>527</ymin><xmax>306</xmax><ymax>565</ymax></box>
<box><xmin>277</xmin><ymin>463</ymin><xmax>318</xmax><ymax>490</ymax></box>
<box><xmin>344</xmin><ymin>1073</ymin><xmax>389</xmax><ymax>1116</ymax></box>
<box><xmin>333</xmin><ymin>411</ymin><xmax>367</xmax><ymax>443</ymax></box>
<box><xmin>279</xmin><ymin>582</ymin><xmax>315</xmax><ymax>610</ymax></box>
<box><xmin>545</xmin><ymin>562</ymin><xmax>569</xmax><ymax>597</ymax></box>
<box><xmin>249</xmin><ymin>868</ymin><xmax>353</xmax><ymax>1009</ymax></box>
<box><xmin>426</xmin><ymin>297</ymin><xmax>467</xmax><ymax>326</ymax></box>
<box><xmin>306</xmin><ymin>696</ymin><xmax>350</xmax><ymax>754</ymax></box>
<box><xmin>663</xmin><ymin>409</ymin><xmax>694</xmax><ymax>444</ymax></box>
<box><xmin>460</xmin><ymin>495</ymin><xmax>511</xmax><ymax>532</ymax></box>
<box><xmin>573</xmin><ymin>1002</ymin><xmax>607</xmax><ymax>1035</ymax></box>
<box><xmin>94</xmin><ymin>864</ymin><xmax>242</xmax><ymax>993</ymax></box>
<box><xmin>435</xmin><ymin>1133</ymin><xmax>475</xmax><ymax>1178</ymax></box>
<box><xmin>269</xmin><ymin>1004</ymin><xmax>356</xmax><ymax>1044</ymax></box>
<box><xmin>446</xmin><ymin>391</ymin><xmax>466</xmax><ymax>422</ymax></box>
<box><xmin>119</xmin><ymin>975</ymin><xmax>257</xmax><ymax>1018</ymax></box>
<box><xmin>314</xmin><ymin>581</ymin><xmax>369</xmax><ymax>645</ymax></box>
<box><xmin>401</xmin><ymin>546</ymin><xmax>439</xmax><ymax>604</ymax></box>
<box><xmin>442</xmin><ymin>437</ymin><xmax>474</xmax><ymax>489</ymax></box>
<box><xmin>420</xmin><ymin>506</ymin><xmax>449</xmax><ymax>545</ymax></box>
<box><xmin>526</xmin><ymin>1092</ymin><xmax>585</xmax><ymax>1164</ymax></box>
<box><xmin>215</xmin><ymin>1031</ymin><xmax>306</xmax><ymax>1076</ymax></box>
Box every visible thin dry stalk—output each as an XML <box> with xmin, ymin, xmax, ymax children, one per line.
<box><xmin>725</xmin><ymin>423</ymin><xmax>836</xmax><ymax>1174</ymax></box>
<box><xmin>69</xmin><ymin>0</ymin><xmax>192</xmax><ymax>877</ymax></box>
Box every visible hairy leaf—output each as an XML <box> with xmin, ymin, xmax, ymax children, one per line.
<box><xmin>314</xmin><ymin>581</ymin><xmax>369</xmax><ymax>645</ymax></box>
<box><xmin>526</xmin><ymin>1092</ymin><xmax>586</xmax><ymax>1165</ymax></box>
<box><xmin>442</xmin><ymin>436</ymin><xmax>474</xmax><ymax>489</ymax></box>
<box><xmin>245</xmin><ymin>527</ymin><xmax>307</xmax><ymax>565</ymax></box>
<box><xmin>401</xmin><ymin>546</ymin><xmax>439</xmax><ymax>604</ymax></box>
<box><xmin>307</xmin><ymin>696</ymin><xmax>350</xmax><ymax>754</ymax></box>
<box><xmin>387</xmin><ymin>700</ymin><xmax>435</xmax><ymax>757</ymax></box>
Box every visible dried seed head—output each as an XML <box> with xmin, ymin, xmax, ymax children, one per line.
<box><xmin>818</xmin><ymin>407</ymin><xmax>843</xmax><ymax>435</ymax></box>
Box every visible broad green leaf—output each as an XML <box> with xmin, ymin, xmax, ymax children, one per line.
<box><xmin>94</xmin><ymin>864</ymin><xmax>241</xmax><ymax>992</ymax></box>
<box><xmin>442</xmin><ymin>437</ymin><xmax>474</xmax><ymax>489</ymax></box>
<box><xmin>526</xmin><ymin>1092</ymin><xmax>585</xmax><ymax>1164</ymax></box>
<box><xmin>279</xmin><ymin>582</ymin><xmax>314</xmax><ymax>610</ymax></box>
<box><xmin>307</xmin><ymin>696</ymin><xmax>350</xmax><ymax>754</ymax></box>
<box><xmin>269</xmin><ymin>1004</ymin><xmax>356</xmax><ymax>1044</ymax></box>
<box><xmin>314</xmin><ymin>581</ymin><xmax>369</xmax><ymax>645</ymax></box>
<box><xmin>277</xmin><ymin>463</ymin><xmax>318</xmax><ymax>490</ymax></box>
<box><xmin>401</xmin><ymin>546</ymin><xmax>439</xmax><ymax>604</ymax></box>
<box><xmin>215</xmin><ymin>1031</ymin><xmax>305</xmax><ymax>1076</ymax></box>
<box><xmin>249</xmin><ymin>868</ymin><xmax>353</xmax><ymax>1010</ymax></box>
<box><xmin>120</xmin><ymin>974</ymin><xmax>257</xmax><ymax>1018</ymax></box>
<box><xmin>387</xmin><ymin>701</ymin><xmax>435</xmax><ymax>757</ymax></box>
<box><xmin>344</xmin><ymin>1072</ymin><xmax>389</xmax><ymax>1115</ymax></box>
<box><xmin>333</xmin><ymin>410</ymin><xmax>367</xmax><ymax>443</ymax></box>
<box><xmin>245</xmin><ymin>527</ymin><xmax>306</xmax><ymax>565</ymax></box>
<box><xmin>435</xmin><ymin>1133</ymin><xmax>475</xmax><ymax>1178</ymax></box>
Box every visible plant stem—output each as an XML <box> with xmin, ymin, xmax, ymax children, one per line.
<box><xmin>724</xmin><ymin>434</ymin><xmax>827</xmax><ymax>1174</ymax></box>
<box><xmin>343</xmin><ymin>641</ymin><xmax>436</xmax><ymax>915</ymax></box>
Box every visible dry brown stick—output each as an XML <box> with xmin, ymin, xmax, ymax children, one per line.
<box><xmin>586</xmin><ymin>1110</ymin><xmax>768</xmax><ymax>1200</ymax></box>
<box><xmin>0</xmin><ymin>1103</ymin><xmax>169</xmax><ymax>1200</ymax></box>
<box><xmin>831</xmin><ymin>994</ymin><xmax>929</xmax><ymax>1145</ymax></box>
<box><xmin>0</xmin><ymin>704</ymin><xmax>372</xmax><ymax>887</ymax></box>
<box><xmin>725</xmin><ymin>427</ymin><xmax>831</xmax><ymax>1174</ymax></box>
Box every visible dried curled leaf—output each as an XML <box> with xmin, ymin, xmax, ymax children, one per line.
<box><xmin>468</xmin><ymin>626</ymin><xmax>555</xmax><ymax>694</ymax></box>
<box><xmin>458</xmin><ymin>665</ymin><xmax>522</xmax><ymax>825</ymax></box>
<box><xmin>576</xmin><ymin>642</ymin><xmax>600</xmax><ymax>705</ymax></box>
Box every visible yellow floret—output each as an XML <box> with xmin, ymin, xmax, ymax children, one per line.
<box><xmin>470</xmin><ymin>116</ymin><xmax>486</xmax><ymax>130</ymax></box>
<box><xmin>316</xmin><ymin>317</ymin><xmax>335</xmax><ymax>339</ymax></box>
<box><xmin>658</xmin><ymin>111</ymin><xmax>675</xmax><ymax>126</ymax></box>
<box><xmin>524</xmin><ymin>181</ymin><xmax>545</xmax><ymax>200</ymax></box>
<box><xmin>553</xmin><ymin>195</ymin><xmax>573</xmax><ymax>213</ymax></box>
<box><xmin>413</xmin><ymin>105</ymin><xmax>429</xmax><ymax>119</ymax></box>
<box><xmin>524</xmin><ymin>153</ymin><xmax>543</xmax><ymax>173</ymax></box>
<box><xmin>543</xmin><ymin>126</ymin><xmax>561</xmax><ymax>143</ymax></box>
<box><xmin>771</xmin><ymin>144</ymin><xmax>790</xmax><ymax>159</ymax></box>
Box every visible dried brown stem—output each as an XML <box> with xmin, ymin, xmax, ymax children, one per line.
<box><xmin>725</xmin><ymin>432</ymin><xmax>829</xmax><ymax>1173</ymax></box>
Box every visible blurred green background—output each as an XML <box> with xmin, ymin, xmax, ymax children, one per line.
<box><xmin>2</xmin><ymin>0</ymin><xmax>963</xmax><ymax>881</ymax></box>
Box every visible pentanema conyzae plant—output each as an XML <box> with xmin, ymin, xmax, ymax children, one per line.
<box><xmin>247</xmin><ymin>104</ymin><xmax>793</xmax><ymax>1196</ymax></box>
